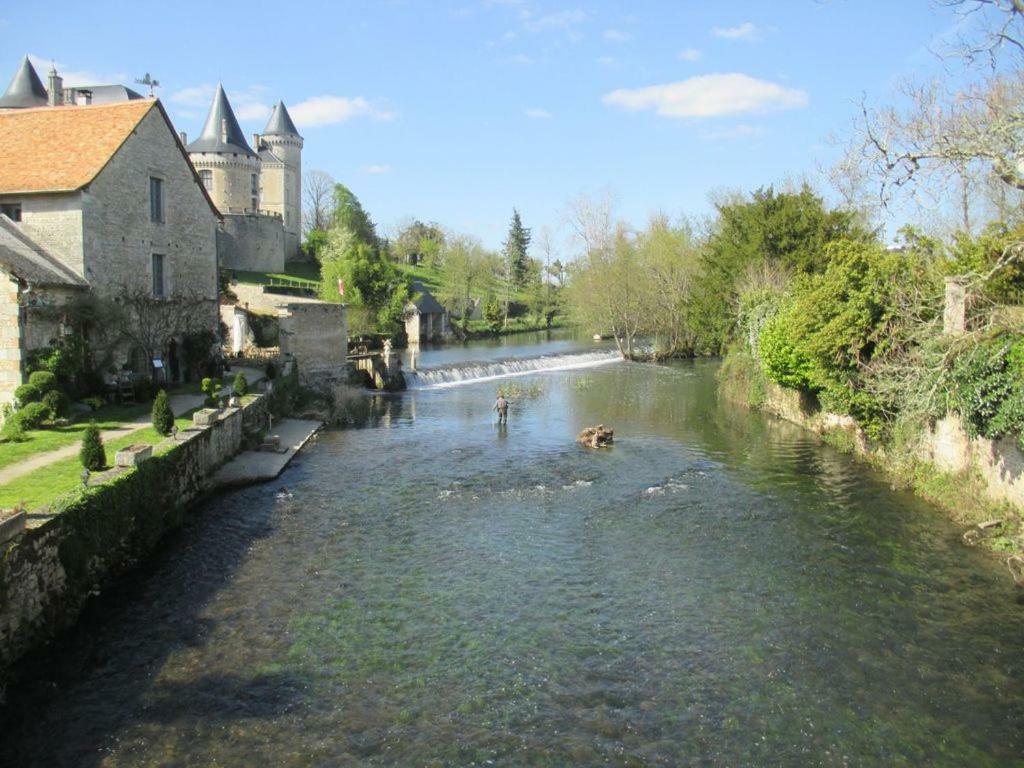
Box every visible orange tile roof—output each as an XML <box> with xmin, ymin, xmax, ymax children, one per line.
<box><xmin>0</xmin><ymin>100</ymin><xmax>156</xmax><ymax>194</ymax></box>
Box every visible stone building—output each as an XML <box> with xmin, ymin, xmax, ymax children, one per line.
<box><xmin>185</xmin><ymin>86</ymin><xmax>303</xmax><ymax>271</ymax></box>
<box><xmin>0</xmin><ymin>58</ymin><xmax>220</xmax><ymax>404</ymax></box>
<box><xmin>405</xmin><ymin>282</ymin><xmax>450</xmax><ymax>343</ymax></box>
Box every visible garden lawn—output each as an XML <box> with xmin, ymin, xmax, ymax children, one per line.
<box><xmin>0</xmin><ymin>412</ymin><xmax>196</xmax><ymax>511</ymax></box>
<box><xmin>233</xmin><ymin>263</ymin><xmax>320</xmax><ymax>287</ymax></box>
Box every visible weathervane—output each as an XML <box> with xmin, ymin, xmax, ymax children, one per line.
<box><xmin>135</xmin><ymin>73</ymin><xmax>160</xmax><ymax>96</ymax></box>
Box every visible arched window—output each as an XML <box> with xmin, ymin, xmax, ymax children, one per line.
<box><xmin>199</xmin><ymin>169</ymin><xmax>212</xmax><ymax>191</ymax></box>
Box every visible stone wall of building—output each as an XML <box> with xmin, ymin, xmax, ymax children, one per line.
<box><xmin>0</xmin><ymin>192</ymin><xmax>85</xmax><ymax>277</ymax></box>
<box><xmin>0</xmin><ymin>274</ymin><xmax>22</xmax><ymax>404</ymax></box>
<box><xmin>258</xmin><ymin>134</ymin><xmax>302</xmax><ymax>260</ymax></box>
<box><xmin>188</xmin><ymin>152</ymin><xmax>262</xmax><ymax>216</ymax></box>
<box><xmin>0</xmin><ymin>400</ymin><xmax>256</xmax><ymax>679</ymax></box>
<box><xmin>83</xmin><ymin>107</ymin><xmax>219</xmax><ymax>301</ymax></box>
<box><xmin>218</xmin><ymin>213</ymin><xmax>285</xmax><ymax>273</ymax></box>
<box><xmin>279</xmin><ymin>302</ymin><xmax>348</xmax><ymax>382</ymax></box>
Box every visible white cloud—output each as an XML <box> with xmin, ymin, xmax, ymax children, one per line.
<box><xmin>524</xmin><ymin>107</ymin><xmax>551</xmax><ymax>118</ymax></box>
<box><xmin>678</xmin><ymin>48</ymin><xmax>702</xmax><ymax>62</ymax></box>
<box><xmin>602</xmin><ymin>73</ymin><xmax>807</xmax><ymax>119</ymax></box>
<box><xmin>523</xmin><ymin>8</ymin><xmax>586</xmax><ymax>31</ymax></box>
<box><xmin>290</xmin><ymin>96</ymin><xmax>395</xmax><ymax>127</ymax></box>
<box><xmin>363</xmin><ymin>164</ymin><xmax>392</xmax><ymax>174</ymax></box>
<box><xmin>170</xmin><ymin>83</ymin><xmax>271</xmax><ymax>122</ymax></box>
<box><xmin>700</xmin><ymin>124</ymin><xmax>765</xmax><ymax>140</ymax></box>
<box><xmin>603</xmin><ymin>29</ymin><xmax>630</xmax><ymax>42</ymax></box>
<box><xmin>713</xmin><ymin>22</ymin><xmax>761</xmax><ymax>41</ymax></box>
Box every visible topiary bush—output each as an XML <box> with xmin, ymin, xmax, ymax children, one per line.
<box><xmin>16</xmin><ymin>401</ymin><xmax>49</xmax><ymax>429</ymax></box>
<box><xmin>232</xmin><ymin>372</ymin><xmax>248</xmax><ymax>396</ymax></box>
<box><xmin>1</xmin><ymin>416</ymin><xmax>26</xmax><ymax>443</ymax></box>
<box><xmin>80</xmin><ymin>423</ymin><xmax>106</xmax><ymax>471</ymax></box>
<box><xmin>27</xmin><ymin>370</ymin><xmax>58</xmax><ymax>394</ymax></box>
<box><xmin>151</xmin><ymin>389</ymin><xmax>174</xmax><ymax>436</ymax></box>
<box><xmin>201</xmin><ymin>377</ymin><xmax>222</xmax><ymax>407</ymax></box>
<box><xmin>14</xmin><ymin>383</ymin><xmax>40</xmax><ymax>407</ymax></box>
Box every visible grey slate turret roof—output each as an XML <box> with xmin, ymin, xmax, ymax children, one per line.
<box><xmin>263</xmin><ymin>100</ymin><xmax>300</xmax><ymax>137</ymax></box>
<box><xmin>187</xmin><ymin>84</ymin><xmax>256</xmax><ymax>156</ymax></box>
<box><xmin>0</xmin><ymin>214</ymin><xmax>87</xmax><ymax>287</ymax></box>
<box><xmin>0</xmin><ymin>56</ymin><xmax>48</xmax><ymax>109</ymax></box>
<box><xmin>408</xmin><ymin>281</ymin><xmax>446</xmax><ymax>315</ymax></box>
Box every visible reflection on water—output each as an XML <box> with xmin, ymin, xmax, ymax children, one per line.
<box><xmin>3</xmin><ymin>356</ymin><xmax>1023</xmax><ymax>767</ymax></box>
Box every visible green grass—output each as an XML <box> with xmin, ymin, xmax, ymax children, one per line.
<box><xmin>233</xmin><ymin>263</ymin><xmax>321</xmax><ymax>288</ymax></box>
<box><xmin>397</xmin><ymin>262</ymin><xmax>443</xmax><ymax>293</ymax></box>
<box><xmin>0</xmin><ymin>412</ymin><xmax>197</xmax><ymax>511</ymax></box>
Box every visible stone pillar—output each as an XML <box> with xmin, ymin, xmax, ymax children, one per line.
<box><xmin>943</xmin><ymin>277</ymin><xmax>968</xmax><ymax>336</ymax></box>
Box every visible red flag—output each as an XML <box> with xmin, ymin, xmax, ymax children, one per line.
<box><xmin>337</xmin><ymin>278</ymin><xmax>345</xmax><ymax>297</ymax></box>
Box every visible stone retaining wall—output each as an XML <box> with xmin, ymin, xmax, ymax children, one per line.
<box><xmin>0</xmin><ymin>399</ymin><xmax>258</xmax><ymax>680</ymax></box>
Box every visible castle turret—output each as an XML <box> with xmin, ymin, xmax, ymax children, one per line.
<box><xmin>256</xmin><ymin>101</ymin><xmax>303</xmax><ymax>259</ymax></box>
<box><xmin>0</xmin><ymin>56</ymin><xmax>49</xmax><ymax>109</ymax></box>
<box><xmin>187</xmin><ymin>84</ymin><xmax>261</xmax><ymax>215</ymax></box>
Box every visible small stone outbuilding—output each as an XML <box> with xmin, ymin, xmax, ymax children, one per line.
<box><xmin>405</xmin><ymin>282</ymin><xmax>449</xmax><ymax>343</ymax></box>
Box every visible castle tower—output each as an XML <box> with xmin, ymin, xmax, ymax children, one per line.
<box><xmin>255</xmin><ymin>101</ymin><xmax>303</xmax><ymax>259</ymax></box>
<box><xmin>186</xmin><ymin>84</ymin><xmax>261</xmax><ymax>215</ymax></box>
<box><xmin>0</xmin><ymin>56</ymin><xmax>48</xmax><ymax>109</ymax></box>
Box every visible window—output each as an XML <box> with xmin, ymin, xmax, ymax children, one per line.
<box><xmin>250</xmin><ymin>173</ymin><xmax>259</xmax><ymax>211</ymax></box>
<box><xmin>149</xmin><ymin>177</ymin><xmax>164</xmax><ymax>223</ymax></box>
<box><xmin>152</xmin><ymin>253</ymin><xmax>165</xmax><ymax>298</ymax></box>
<box><xmin>199</xmin><ymin>169</ymin><xmax>212</xmax><ymax>191</ymax></box>
<box><xmin>0</xmin><ymin>203</ymin><xmax>21</xmax><ymax>222</ymax></box>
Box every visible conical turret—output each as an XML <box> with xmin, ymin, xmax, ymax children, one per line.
<box><xmin>187</xmin><ymin>84</ymin><xmax>255</xmax><ymax>156</ymax></box>
<box><xmin>0</xmin><ymin>56</ymin><xmax>49</xmax><ymax>109</ymax></box>
<box><xmin>263</xmin><ymin>100</ymin><xmax>300</xmax><ymax>137</ymax></box>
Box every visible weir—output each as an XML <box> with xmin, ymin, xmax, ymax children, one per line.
<box><xmin>404</xmin><ymin>349</ymin><xmax>621</xmax><ymax>388</ymax></box>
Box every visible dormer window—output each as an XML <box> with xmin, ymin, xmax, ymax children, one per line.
<box><xmin>0</xmin><ymin>203</ymin><xmax>21</xmax><ymax>222</ymax></box>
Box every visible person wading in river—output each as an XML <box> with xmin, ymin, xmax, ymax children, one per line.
<box><xmin>493</xmin><ymin>392</ymin><xmax>509</xmax><ymax>424</ymax></box>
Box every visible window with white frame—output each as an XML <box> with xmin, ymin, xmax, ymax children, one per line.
<box><xmin>199</xmin><ymin>169</ymin><xmax>213</xmax><ymax>191</ymax></box>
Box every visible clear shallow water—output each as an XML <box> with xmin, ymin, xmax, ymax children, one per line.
<box><xmin>3</xmin><ymin>351</ymin><xmax>1024</xmax><ymax>767</ymax></box>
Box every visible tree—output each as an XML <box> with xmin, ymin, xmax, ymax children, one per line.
<box><xmin>503</xmin><ymin>209</ymin><xmax>532</xmax><ymax>288</ymax></box>
<box><xmin>232</xmin><ymin>372</ymin><xmax>248</xmax><ymax>396</ymax></box>
<box><xmin>303</xmin><ymin>170</ymin><xmax>335</xmax><ymax>234</ymax></box>
<box><xmin>151</xmin><ymin>389</ymin><xmax>174</xmax><ymax>436</ymax></box>
<box><xmin>438</xmin><ymin>233</ymin><xmax>493</xmax><ymax>331</ymax></box>
<box><xmin>332</xmin><ymin>183</ymin><xmax>379</xmax><ymax>247</ymax></box>
<box><xmin>392</xmin><ymin>219</ymin><xmax>445</xmax><ymax>266</ymax></box>
<box><xmin>80</xmin><ymin>423</ymin><xmax>106</xmax><ymax>471</ymax></box>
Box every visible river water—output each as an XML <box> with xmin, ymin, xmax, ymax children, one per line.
<box><xmin>4</xmin><ymin>335</ymin><xmax>1024</xmax><ymax>767</ymax></box>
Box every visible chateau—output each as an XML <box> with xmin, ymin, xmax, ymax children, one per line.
<box><xmin>185</xmin><ymin>86</ymin><xmax>303</xmax><ymax>271</ymax></box>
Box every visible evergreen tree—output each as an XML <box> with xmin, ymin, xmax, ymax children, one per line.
<box><xmin>151</xmin><ymin>389</ymin><xmax>174</xmax><ymax>436</ymax></box>
<box><xmin>503</xmin><ymin>209</ymin><xmax>532</xmax><ymax>288</ymax></box>
<box><xmin>80</xmin><ymin>423</ymin><xmax>106</xmax><ymax>471</ymax></box>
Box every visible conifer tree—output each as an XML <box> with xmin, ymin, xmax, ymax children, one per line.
<box><xmin>503</xmin><ymin>209</ymin><xmax>532</xmax><ymax>288</ymax></box>
<box><xmin>151</xmin><ymin>389</ymin><xmax>174</xmax><ymax>436</ymax></box>
<box><xmin>80</xmin><ymin>423</ymin><xmax>106</xmax><ymax>471</ymax></box>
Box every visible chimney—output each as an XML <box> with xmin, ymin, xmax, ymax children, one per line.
<box><xmin>179</xmin><ymin>131</ymin><xmax>187</xmax><ymax>145</ymax></box>
<box><xmin>47</xmin><ymin>66</ymin><xmax>63</xmax><ymax>107</ymax></box>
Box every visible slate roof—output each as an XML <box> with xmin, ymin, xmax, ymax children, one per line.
<box><xmin>0</xmin><ymin>56</ymin><xmax>48</xmax><ymax>109</ymax></box>
<box><xmin>263</xmin><ymin>100</ymin><xmax>300</xmax><ymax>137</ymax></box>
<box><xmin>0</xmin><ymin>100</ymin><xmax>155</xmax><ymax>193</ymax></box>
<box><xmin>0</xmin><ymin>214</ymin><xmax>87</xmax><ymax>287</ymax></box>
<box><xmin>187</xmin><ymin>84</ymin><xmax>256</xmax><ymax>156</ymax></box>
<box><xmin>409</xmin><ymin>281</ymin><xmax>445</xmax><ymax>314</ymax></box>
<box><xmin>74</xmin><ymin>84</ymin><xmax>145</xmax><ymax>104</ymax></box>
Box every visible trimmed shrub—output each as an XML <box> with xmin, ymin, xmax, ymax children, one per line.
<box><xmin>1</xmin><ymin>417</ymin><xmax>26</xmax><ymax>443</ymax></box>
<box><xmin>232</xmin><ymin>372</ymin><xmax>248</xmax><ymax>396</ymax></box>
<box><xmin>27</xmin><ymin>370</ymin><xmax>58</xmax><ymax>393</ymax></box>
<box><xmin>80</xmin><ymin>423</ymin><xmax>106</xmax><ymax>471</ymax></box>
<box><xmin>42</xmin><ymin>389</ymin><xmax>68</xmax><ymax>419</ymax></box>
<box><xmin>83</xmin><ymin>396</ymin><xmax>105</xmax><ymax>411</ymax></box>
<box><xmin>16</xmin><ymin>401</ymin><xmax>49</xmax><ymax>429</ymax></box>
<box><xmin>14</xmin><ymin>383</ymin><xmax>40</xmax><ymax>407</ymax></box>
<box><xmin>201</xmin><ymin>377</ymin><xmax>222</xmax><ymax>407</ymax></box>
<box><xmin>151</xmin><ymin>389</ymin><xmax>174</xmax><ymax>436</ymax></box>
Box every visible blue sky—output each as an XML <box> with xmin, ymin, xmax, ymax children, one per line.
<box><xmin>0</xmin><ymin>1</ymin><xmax>982</xmax><ymax>249</ymax></box>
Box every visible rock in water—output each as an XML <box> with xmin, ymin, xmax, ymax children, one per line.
<box><xmin>577</xmin><ymin>424</ymin><xmax>614</xmax><ymax>448</ymax></box>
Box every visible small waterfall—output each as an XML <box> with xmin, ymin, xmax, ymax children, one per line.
<box><xmin>406</xmin><ymin>350</ymin><xmax>621</xmax><ymax>388</ymax></box>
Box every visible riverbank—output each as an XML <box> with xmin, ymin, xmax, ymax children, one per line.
<box><xmin>718</xmin><ymin>350</ymin><xmax>1024</xmax><ymax>572</ymax></box>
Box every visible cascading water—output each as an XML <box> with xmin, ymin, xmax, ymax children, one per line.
<box><xmin>406</xmin><ymin>350</ymin><xmax>621</xmax><ymax>388</ymax></box>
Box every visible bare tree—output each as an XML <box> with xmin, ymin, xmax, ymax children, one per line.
<box><xmin>303</xmin><ymin>170</ymin><xmax>335</xmax><ymax>234</ymax></box>
<box><xmin>107</xmin><ymin>288</ymin><xmax>216</xmax><ymax>374</ymax></box>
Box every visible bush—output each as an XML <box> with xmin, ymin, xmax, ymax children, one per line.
<box><xmin>83</xmin><ymin>396</ymin><xmax>105</xmax><ymax>411</ymax></box>
<box><xmin>949</xmin><ymin>333</ymin><xmax>1024</xmax><ymax>450</ymax></box>
<box><xmin>264</xmin><ymin>361</ymin><xmax>277</xmax><ymax>381</ymax></box>
<box><xmin>232</xmin><ymin>372</ymin><xmax>248</xmax><ymax>396</ymax></box>
<box><xmin>16</xmin><ymin>401</ymin><xmax>50</xmax><ymax>429</ymax></box>
<box><xmin>151</xmin><ymin>389</ymin><xmax>174</xmax><ymax>436</ymax></box>
<box><xmin>14</xmin><ymin>383</ymin><xmax>40</xmax><ymax>407</ymax></box>
<box><xmin>28</xmin><ymin>370</ymin><xmax>58</xmax><ymax>393</ymax></box>
<box><xmin>1</xmin><ymin>416</ymin><xmax>26</xmax><ymax>443</ymax></box>
<box><xmin>80</xmin><ymin>423</ymin><xmax>106</xmax><ymax>471</ymax></box>
<box><xmin>201</xmin><ymin>377</ymin><xmax>222</xmax><ymax>407</ymax></box>
<box><xmin>42</xmin><ymin>389</ymin><xmax>68</xmax><ymax>419</ymax></box>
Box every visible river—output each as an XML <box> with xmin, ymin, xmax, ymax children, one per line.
<box><xmin>3</xmin><ymin>334</ymin><xmax>1023</xmax><ymax>767</ymax></box>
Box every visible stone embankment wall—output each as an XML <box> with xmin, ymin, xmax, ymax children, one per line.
<box><xmin>0</xmin><ymin>397</ymin><xmax>263</xmax><ymax>680</ymax></box>
<box><xmin>759</xmin><ymin>382</ymin><xmax>1024</xmax><ymax>512</ymax></box>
